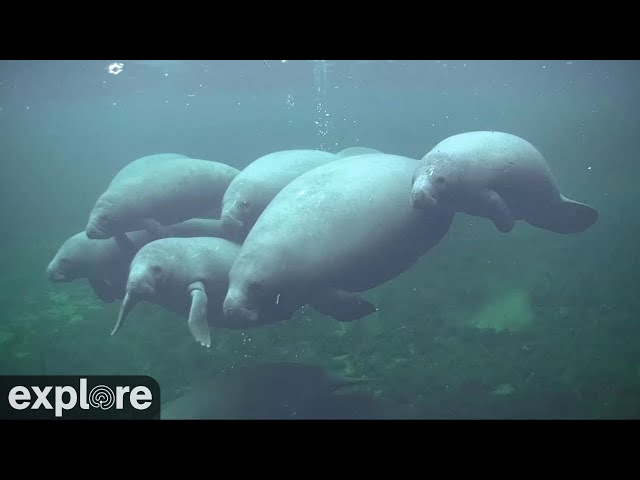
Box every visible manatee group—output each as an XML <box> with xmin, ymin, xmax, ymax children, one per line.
<box><xmin>47</xmin><ymin>218</ymin><xmax>226</xmax><ymax>302</ymax></box>
<box><xmin>46</xmin><ymin>131</ymin><xmax>598</xmax><ymax>361</ymax></box>
<box><xmin>410</xmin><ymin>131</ymin><xmax>598</xmax><ymax>234</ymax></box>
<box><xmin>86</xmin><ymin>153</ymin><xmax>239</xmax><ymax>245</ymax></box>
<box><xmin>223</xmin><ymin>153</ymin><xmax>455</xmax><ymax>326</ymax></box>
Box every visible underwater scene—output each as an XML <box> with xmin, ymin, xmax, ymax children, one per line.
<box><xmin>0</xmin><ymin>59</ymin><xmax>638</xmax><ymax>419</ymax></box>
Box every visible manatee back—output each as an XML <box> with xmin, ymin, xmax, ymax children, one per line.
<box><xmin>336</xmin><ymin>146</ymin><xmax>382</xmax><ymax>158</ymax></box>
<box><xmin>228</xmin><ymin>149</ymin><xmax>338</xmax><ymax>196</ymax></box>
<box><xmin>238</xmin><ymin>153</ymin><xmax>452</xmax><ymax>292</ymax></box>
<box><xmin>104</xmin><ymin>158</ymin><xmax>239</xmax><ymax>226</ymax></box>
<box><xmin>109</xmin><ymin>153</ymin><xmax>190</xmax><ymax>186</ymax></box>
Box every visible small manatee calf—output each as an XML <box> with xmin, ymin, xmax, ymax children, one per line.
<box><xmin>46</xmin><ymin>219</ymin><xmax>226</xmax><ymax>302</ymax></box>
<box><xmin>223</xmin><ymin>153</ymin><xmax>455</xmax><ymax>326</ymax></box>
<box><xmin>219</xmin><ymin>149</ymin><xmax>338</xmax><ymax>241</ymax></box>
<box><xmin>85</xmin><ymin>153</ymin><xmax>239</xmax><ymax>245</ymax></box>
<box><xmin>410</xmin><ymin>131</ymin><xmax>598</xmax><ymax>234</ymax></box>
<box><xmin>111</xmin><ymin>236</ymin><xmax>244</xmax><ymax>348</ymax></box>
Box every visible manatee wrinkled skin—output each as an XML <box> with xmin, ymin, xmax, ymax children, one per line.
<box><xmin>410</xmin><ymin>131</ymin><xmax>598</xmax><ymax>234</ymax></box>
<box><xmin>219</xmin><ymin>149</ymin><xmax>338</xmax><ymax>241</ymax></box>
<box><xmin>86</xmin><ymin>153</ymin><xmax>239</xmax><ymax>241</ymax></box>
<box><xmin>223</xmin><ymin>153</ymin><xmax>455</xmax><ymax>326</ymax></box>
<box><xmin>111</xmin><ymin>236</ymin><xmax>245</xmax><ymax>348</ymax></box>
<box><xmin>47</xmin><ymin>218</ymin><xmax>226</xmax><ymax>303</ymax></box>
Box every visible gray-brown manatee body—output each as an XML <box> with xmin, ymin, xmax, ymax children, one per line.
<box><xmin>86</xmin><ymin>153</ymin><xmax>239</xmax><ymax>245</ymax></box>
<box><xmin>410</xmin><ymin>131</ymin><xmax>598</xmax><ymax>234</ymax></box>
<box><xmin>223</xmin><ymin>153</ymin><xmax>455</xmax><ymax>326</ymax></box>
<box><xmin>219</xmin><ymin>149</ymin><xmax>338</xmax><ymax>241</ymax></box>
<box><xmin>111</xmin><ymin>236</ymin><xmax>242</xmax><ymax>348</ymax></box>
<box><xmin>47</xmin><ymin>219</ymin><xmax>226</xmax><ymax>302</ymax></box>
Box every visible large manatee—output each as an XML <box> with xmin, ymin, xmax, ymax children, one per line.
<box><xmin>219</xmin><ymin>149</ymin><xmax>338</xmax><ymax>241</ymax></box>
<box><xmin>47</xmin><ymin>219</ymin><xmax>226</xmax><ymax>302</ymax></box>
<box><xmin>410</xmin><ymin>131</ymin><xmax>598</xmax><ymax>234</ymax></box>
<box><xmin>222</xmin><ymin>153</ymin><xmax>455</xmax><ymax>325</ymax></box>
<box><xmin>86</xmin><ymin>153</ymin><xmax>239</xmax><ymax>244</ymax></box>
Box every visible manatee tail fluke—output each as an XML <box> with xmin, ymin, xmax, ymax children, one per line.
<box><xmin>530</xmin><ymin>196</ymin><xmax>598</xmax><ymax>234</ymax></box>
<box><xmin>112</xmin><ymin>292</ymin><xmax>138</xmax><ymax>336</ymax></box>
<box><xmin>558</xmin><ymin>197</ymin><xmax>599</xmax><ymax>233</ymax></box>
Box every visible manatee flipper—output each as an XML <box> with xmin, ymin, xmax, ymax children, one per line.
<box><xmin>88</xmin><ymin>277</ymin><xmax>117</xmax><ymax>303</ymax></box>
<box><xmin>481</xmin><ymin>188</ymin><xmax>515</xmax><ymax>232</ymax></box>
<box><xmin>527</xmin><ymin>196</ymin><xmax>598</xmax><ymax>234</ymax></box>
<box><xmin>111</xmin><ymin>292</ymin><xmax>139</xmax><ymax>336</ymax></box>
<box><xmin>188</xmin><ymin>281</ymin><xmax>211</xmax><ymax>347</ymax></box>
<box><xmin>142</xmin><ymin>218</ymin><xmax>170</xmax><ymax>239</ymax></box>
<box><xmin>115</xmin><ymin>232</ymin><xmax>137</xmax><ymax>253</ymax></box>
<box><xmin>310</xmin><ymin>289</ymin><xmax>377</xmax><ymax>322</ymax></box>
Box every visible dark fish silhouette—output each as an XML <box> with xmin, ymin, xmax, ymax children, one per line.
<box><xmin>160</xmin><ymin>361</ymin><xmax>402</xmax><ymax>420</ymax></box>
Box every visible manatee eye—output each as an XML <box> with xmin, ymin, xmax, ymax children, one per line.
<box><xmin>151</xmin><ymin>265</ymin><xmax>162</xmax><ymax>274</ymax></box>
<box><xmin>240</xmin><ymin>200</ymin><xmax>250</xmax><ymax>208</ymax></box>
<box><xmin>435</xmin><ymin>176</ymin><xmax>446</xmax><ymax>185</ymax></box>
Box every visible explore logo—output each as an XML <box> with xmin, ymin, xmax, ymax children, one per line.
<box><xmin>0</xmin><ymin>376</ymin><xmax>160</xmax><ymax>420</ymax></box>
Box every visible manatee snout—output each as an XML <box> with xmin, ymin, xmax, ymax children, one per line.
<box><xmin>86</xmin><ymin>202</ymin><xmax>114</xmax><ymax>239</ymax></box>
<box><xmin>223</xmin><ymin>293</ymin><xmax>259</xmax><ymax>325</ymax></box>
<box><xmin>220</xmin><ymin>213</ymin><xmax>247</xmax><ymax>241</ymax></box>
<box><xmin>46</xmin><ymin>260</ymin><xmax>68</xmax><ymax>282</ymax></box>
<box><xmin>86</xmin><ymin>217</ymin><xmax>110</xmax><ymax>240</ymax></box>
<box><xmin>126</xmin><ymin>279</ymin><xmax>156</xmax><ymax>299</ymax></box>
<box><xmin>410</xmin><ymin>176</ymin><xmax>438</xmax><ymax>209</ymax></box>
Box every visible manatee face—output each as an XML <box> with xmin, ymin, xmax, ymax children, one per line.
<box><xmin>126</xmin><ymin>260</ymin><xmax>161</xmax><ymax>300</ymax></box>
<box><xmin>223</xmin><ymin>276</ymin><xmax>263</xmax><ymax>325</ymax></box>
<box><xmin>223</xmin><ymin>254</ymin><xmax>287</xmax><ymax>326</ymax></box>
<box><xmin>47</xmin><ymin>235</ymin><xmax>89</xmax><ymax>282</ymax></box>
<box><xmin>220</xmin><ymin>198</ymin><xmax>253</xmax><ymax>241</ymax></box>
<box><xmin>86</xmin><ymin>198</ymin><xmax>119</xmax><ymax>239</ymax></box>
<box><xmin>46</xmin><ymin>253</ymin><xmax>75</xmax><ymax>282</ymax></box>
<box><xmin>223</xmin><ymin>236</ymin><xmax>307</xmax><ymax>326</ymax></box>
<box><xmin>410</xmin><ymin>164</ymin><xmax>448</xmax><ymax>210</ymax></box>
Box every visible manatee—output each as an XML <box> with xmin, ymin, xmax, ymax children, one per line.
<box><xmin>111</xmin><ymin>236</ymin><xmax>243</xmax><ymax>348</ymax></box>
<box><xmin>160</xmin><ymin>361</ymin><xmax>384</xmax><ymax>419</ymax></box>
<box><xmin>223</xmin><ymin>153</ymin><xmax>455</xmax><ymax>325</ymax></box>
<box><xmin>410</xmin><ymin>131</ymin><xmax>598</xmax><ymax>234</ymax></box>
<box><xmin>85</xmin><ymin>153</ymin><xmax>239</xmax><ymax>245</ymax></box>
<box><xmin>336</xmin><ymin>146</ymin><xmax>382</xmax><ymax>158</ymax></box>
<box><xmin>47</xmin><ymin>219</ymin><xmax>226</xmax><ymax>302</ymax></box>
<box><xmin>219</xmin><ymin>149</ymin><xmax>338</xmax><ymax>241</ymax></box>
